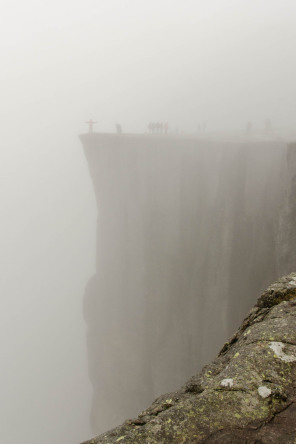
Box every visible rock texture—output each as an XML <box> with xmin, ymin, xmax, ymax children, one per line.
<box><xmin>82</xmin><ymin>273</ymin><xmax>296</xmax><ymax>444</ymax></box>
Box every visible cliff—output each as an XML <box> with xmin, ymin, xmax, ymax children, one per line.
<box><xmin>80</xmin><ymin>133</ymin><xmax>296</xmax><ymax>433</ymax></box>
<box><xmin>82</xmin><ymin>272</ymin><xmax>296</xmax><ymax>443</ymax></box>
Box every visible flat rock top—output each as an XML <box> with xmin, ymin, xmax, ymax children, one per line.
<box><xmin>82</xmin><ymin>273</ymin><xmax>296</xmax><ymax>444</ymax></box>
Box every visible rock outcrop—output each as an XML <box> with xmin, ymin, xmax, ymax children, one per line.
<box><xmin>82</xmin><ymin>273</ymin><xmax>296</xmax><ymax>443</ymax></box>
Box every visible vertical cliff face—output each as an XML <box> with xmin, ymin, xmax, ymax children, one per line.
<box><xmin>278</xmin><ymin>142</ymin><xmax>296</xmax><ymax>276</ymax></box>
<box><xmin>80</xmin><ymin>133</ymin><xmax>294</xmax><ymax>434</ymax></box>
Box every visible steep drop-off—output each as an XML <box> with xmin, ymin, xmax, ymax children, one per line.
<box><xmin>80</xmin><ymin>134</ymin><xmax>296</xmax><ymax>434</ymax></box>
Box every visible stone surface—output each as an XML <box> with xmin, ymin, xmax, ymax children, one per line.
<box><xmin>81</xmin><ymin>273</ymin><xmax>296</xmax><ymax>443</ymax></box>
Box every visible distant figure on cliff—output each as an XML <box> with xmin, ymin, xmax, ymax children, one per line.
<box><xmin>246</xmin><ymin>121</ymin><xmax>252</xmax><ymax>135</ymax></box>
<box><xmin>116</xmin><ymin>123</ymin><xmax>122</xmax><ymax>134</ymax></box>
<box><xmin>85</xmin><ymin>119</ymin><xmax>97</xmax><ymax>133</ymax></box>
<box><xmin>265</xmin><ymin>119</ymin><xmax>272</xmax><ymax>135</ymax></box>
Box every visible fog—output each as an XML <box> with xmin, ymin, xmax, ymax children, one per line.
<box><xmin>1</xmin><ymin>1</ymin><xmax>296</xmax><ymax>443</ymax></box>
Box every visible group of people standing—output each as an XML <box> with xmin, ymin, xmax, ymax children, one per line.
<box><xmin>148</xmin><ymin>121</ymin><xmax>169</xmax><ymax>134</ymax></box>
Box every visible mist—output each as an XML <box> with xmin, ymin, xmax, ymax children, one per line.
<box><xmin>1</xmin><ymin>1</ymin><xmax>296</xmax><ymax>443</ymax></box>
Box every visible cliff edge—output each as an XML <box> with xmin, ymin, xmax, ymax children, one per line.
<box><xmin>82</xmin><ymin>273</ymin><xmax>296</xmax><ymax>443</ymax></box>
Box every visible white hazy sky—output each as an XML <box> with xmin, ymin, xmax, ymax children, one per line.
<box><xmin>1</xmin><ymin>0</ymin><xmax>296</xmax><ymax>134</ymax></box>
<box><xmin>0</xmin><ymin>1</ymin><xmax>295</xmax><ymax>443</ymax></box>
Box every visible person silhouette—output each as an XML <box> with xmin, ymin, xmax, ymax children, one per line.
<box><xmin>85</xmin><ymin>119</ymin><xmax>97</xmax><ymax>133</ymax></box>
<box><xmin>116</xmin><ymin>123</ymin><xmax>122</xmax><ymax>134</ymax></box>
<box><xmin>246</xmin><ymin>121</ymin><xmax>252</xmax><ymax>135</ymax></box>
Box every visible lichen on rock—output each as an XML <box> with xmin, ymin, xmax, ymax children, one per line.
<box><xmin>81</xmin><ymin>273</ymin><xmax>296</xmax><ymax>444</ymax></box>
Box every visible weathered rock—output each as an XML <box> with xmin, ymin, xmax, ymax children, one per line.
<box><xmin>81</xmin><ymin>273</ymin><xmax>296</xmax><ymax>443</ymax></box>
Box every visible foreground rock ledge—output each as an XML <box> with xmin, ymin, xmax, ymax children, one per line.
<box><xmin>82</xmin><ymin>273</ymin><xmax>296</xmax><ymax>444</ymax></box>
